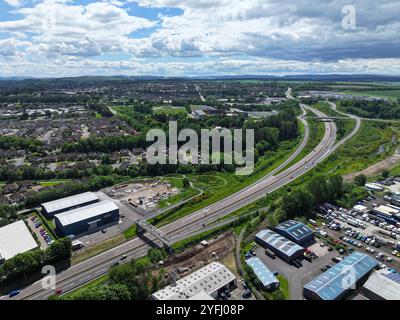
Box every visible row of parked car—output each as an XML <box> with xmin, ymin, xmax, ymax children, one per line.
<box><xmin>30</xmin><ymin>216</ymin><xmax>42</xmax><ymax>229</ymax></box>
<box><xmin>30</xmin><ymin>216</ymin><xmax>53</xmax><ymax>245</ymax></box>
<box><xmin>39</xmin><ymin>228</ymin><xmax>54</xmax><ymax>245</ymax></box>
<box><xmin>344</xmin><ymin>228</ymin><xmax>382</xmax><ymax>247</ymax></box>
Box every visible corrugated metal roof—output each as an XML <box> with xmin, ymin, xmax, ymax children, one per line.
<box><xmin>246</xmin><ymin>257</ymin><xmax>279</xmax><ymax>288</ymax></box>
<box><xmin>255</xmin><ymin>229</ymin><xmax>304</xmax><ymax>257</ymax></box>
<box><xmin>42</xmin><ymin>192</ymin><xmax>98</xmax><ymax>214</ymax></box>
<box><xmin>55</xmin><ymin>200</ymin><xmax>118</xmax><ymax>226</ymax></box>
<box><xmin>363</xmin><ymin>269</ymin><xmax>400</xmax><ymax>300</ymax></box>
<box><xmin>152</xmin><ymin>262</ymin><xmax>236</xmax><ymax>300</ymax></box>
<box><xmin>0</xmin><ymin>220</ymin><xmax>38</xmax><ymax>260</ymax></box>
<box><xmin>275</xmin><ymin>220</ymin><xmax>313</xmax><ymax>242</ymax></box>
<box><xmin>304</xmin><ymin>252</ymin><xmax>378</xmax><ymax>300</ymax></box>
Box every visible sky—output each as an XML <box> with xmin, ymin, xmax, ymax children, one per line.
<box><xmin>0</xmin><ymin>0</ymin><xmax>399</xmax><ymax>77</ymax></box>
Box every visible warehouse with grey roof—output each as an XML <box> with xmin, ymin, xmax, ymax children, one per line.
<box><xmin>152</xmin><ymin>262</ymin><xmax>236</xmax><ymax>300</ymax></box>
<box><xmin>54</xmin><ymin>200</ymin><xmax>119</xmax><ymax>236</ymax></box>
<box><xmin>0</xmin><ymin>220</ymin><xmax>38</xmax><ymax>264</ymax></box>
<box><xmin>41</xmin><ymin>192</ymin><xmax>99</xmax><ymax>218</ymax></box>
<box><xmin>255</xmin><ymin>229</ymin><xmax>304</xmax><ymax>262</ymax></box>
<box><xmin>274</xmin><ymin>220</ymin><xmax>314</xmax><ymax>245</ymax></box>
<box><xmin>361</xmin><ymin>269</ymin><xmax>400</xmax><ymax>300</ymax></box>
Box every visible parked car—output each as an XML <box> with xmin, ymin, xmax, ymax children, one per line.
<box><xmin>241</xmin><ymin>289</ymin><xmax>252</xmax><ymax>298</ymax></box>
<box><xmin>8</xmin><ymin>290</ymin><xmax>20</xmax><ymax>298</ymax></box>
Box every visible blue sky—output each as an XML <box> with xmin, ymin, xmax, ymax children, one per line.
<box><xmin>0</xmin><ymin>0</ymin><xmax>399</xmax><ymax>77</ymax></box>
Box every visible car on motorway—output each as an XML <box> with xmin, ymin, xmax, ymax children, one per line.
<box><xmin>55</xmin><ymin>288</ymin><xmax>63</xmax><ymax>295</ymax></box>
<box><xmin>8</xmin><ymin>290</ymin><xmax>20</xmax><ymax>298</ymax></box>
<box><xmin>111</xmin><ymin>261</ymin><xmax>120</xmax><ymax>267</ymax></box>
<box><xmin>120</xmin><ymin>254</ymin><xmax>127</xmax><ymax>260</ymax></box>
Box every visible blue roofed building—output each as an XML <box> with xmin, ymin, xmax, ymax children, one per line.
<box><xmin>246</xmin><ymin>257</ymin><xmax>280</xmax><ymax>292</ymax></box>
<box><xmin>274</xmin><ymin>220</ymin><xmax>314</xmax><ymax>245</ymax></box>
<box><xmin>255</xmin><ymin>229</ymin><xmax>305</xmax><ymax>262</ymax></box>
<box><xmin>303</xmin><ymin>252</ymin><xmax>379</xmax><ymax>300</ymax></box>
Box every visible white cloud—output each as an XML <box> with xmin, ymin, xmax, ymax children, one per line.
<box><xmin>3</xmin><ymin>0</ymin><xmax>23</xmax><ymax>7</ymax></box>
<box><xmin>0</xmin><ymin>0</ymin><xmax>399</xmax><ymax>76</ymax></box>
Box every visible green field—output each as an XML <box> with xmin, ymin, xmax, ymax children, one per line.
<box><xmin>153</xmin><ymin>106</ymin><xmax>187</xmax><ymax>116</ymax></box>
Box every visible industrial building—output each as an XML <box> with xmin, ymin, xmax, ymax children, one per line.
<box><xmin>303</xmin><ymin>252</ymin><xmax>379</xmax><ymax>300</ymax></box>
<box><xmin>361</xmin><ymin>269</ymin><xmax>400</xmax><ymax>300</ymax></box>
<box><xmin>54</xmin><ymin>200</ymin><xmax>119</xmax><ymax>236</ymax></box>
<box><xmin>0</xmin><ymin>220</ymin><xmax>38</xmax><ymax>264</ymax></box>
<box><xmin>152</xmin><ymin>262</ymin><xmax>237</xmax><ymax>300</ymax></box>
<box><xmin>41</xmin><ymin>192</ymin><xmax>99</xmax><ymax>218</ymax></box>
<box><xmin>274</xmin><ymin>220</ymin><xmax>314</xmax><ymax>245</ymax></box>
<box><xmin>255</xmin><ymin>229</ymin><xmax>304</xmax><ymax>262</ymax></box>
<box><xmin>246</xmin><ymin>257</ymin><xmax>280</xmax><ymax>292</ymax></box>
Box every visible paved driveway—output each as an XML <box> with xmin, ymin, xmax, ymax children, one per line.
<box><xmin>255</xmin><ymin>246</ymin><xmax>337</xmax><ymax>300</ymax></box>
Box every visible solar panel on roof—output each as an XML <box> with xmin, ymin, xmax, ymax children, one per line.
<box><xmin>386</xmin><ymin>272</ymin><xmax>400</xmax><ymax>284</ymax></box>
<box><xmin>304</xmin><ymin>252</ymin><xmax>378</xmax><ymax>300</ymax></box>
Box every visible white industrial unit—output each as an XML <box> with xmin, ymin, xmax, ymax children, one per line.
<box><xmin>152</xmin><ymin>262</ymin><xmax>237</xmax><ymax>300</ymax></box>
<box><xmin>0</xmin><ymin>220</ymin><xmax>38</xmax><ymax>263</ymax></box>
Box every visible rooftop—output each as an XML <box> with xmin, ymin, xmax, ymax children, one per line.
<box><xmin>255</xmin><ymin>229</ymin><xmax>304</xmax><ymax>257</ymax></box>
<box><xmin>246</xmin><ymin>257</ymin><xmax>279</xmax><ymax>288</ymax></box>
<box><xmin>304</xmin><ymin>252</ymin><xmax>379</xmax><ymax>300</ymax></box>
<box><xmin>42</xmin><ymin>191</ymin><xmax>98</xmax><ymax>214</ymax></box>
<box><xmin>152</xmin><ymin>262</ymin><xmax>236</xmax><ymax>300</ymax></box>
<box><xmin>55</xmin><ymin>200</ymin><xmax>119</xmax><ymax>226</ymax></box>
<box><xmin>363</xmin><ymin>269</ymin><xmax>400</xmax><ymax>300</ymax></box>
<box><xmin>274</xmin><ymin>220</ymin><xmax>313</xmax><ymax>242</ymax></box>
<box><xmin>0</xmin><ymin>220</ymin><xmax>38</xmax><ymax>260</ymax></box>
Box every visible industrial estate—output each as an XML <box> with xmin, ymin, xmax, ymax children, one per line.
<box><xmin>0</xmin><ymin>0</ymin><xmax>399</xmax><ymax>307</ymax></box>
<box><xmin>1</xmin><ymin>76</ymin><xmax>400</xmax><ymax>303</ymax></box>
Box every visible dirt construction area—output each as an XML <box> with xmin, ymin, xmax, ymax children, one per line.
<box><xmin>162</xmin><ymin>232</ymin><xmax>235</xmax><ymax>275</ymax></box>
<box><xmin>107</xmin><ymin>180</ymin><xmax>180</xmax><ymax>211</ymax></box>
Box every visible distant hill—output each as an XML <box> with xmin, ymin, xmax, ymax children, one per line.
<box><xmin>0</xmin><ymin>74</ymin><xmax>400</xmax><ymax>82</ymax></box>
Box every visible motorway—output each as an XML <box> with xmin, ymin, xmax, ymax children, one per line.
<box><xmin>2</xmin><ymin>97</ymin><xmax>345</xmax><ymax>301</ymax></box>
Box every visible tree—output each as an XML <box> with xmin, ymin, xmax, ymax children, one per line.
<box><xmin>308</xmin><ymin>176</ymin><xmax>329</xmax><ymax>204</ymax></box>
<box><xmin>354</xmin><ymin>174</ymin><xmax>367</xmax><ymax>186</ymax></box>
<box><xmin>182</xmin><ymin>177</ymin><xmax>190</xmax><ymax>189</ymax></box>
<box><xmin>282</xmin><ymin>189</ymin><xmax>313</xmax><ymax>218</ymax></box>
<box><xmin>328</xmin><ymin>175</ymin><xmax>344</xmax><ymax>200</ymax></box>
<box><xmin>382</xmin><ymin>170</ymin><xmax>390</xmax><ymax>178</ymax></box>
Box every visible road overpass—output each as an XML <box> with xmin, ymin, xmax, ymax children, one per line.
<box><xmin>1</xmin><ymin>95</ymin><xmax>345</xmax><ymax>301</ymax></box>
